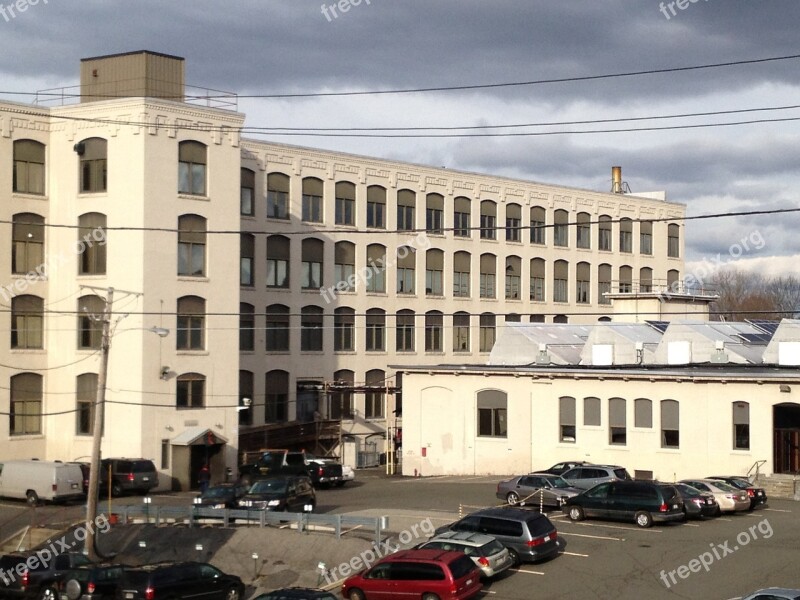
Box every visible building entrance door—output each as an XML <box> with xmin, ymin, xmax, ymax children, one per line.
<box><xmin>773</xmin><ymin>403</ymin><xmax>800</xmax><ymax>474</ymax></box>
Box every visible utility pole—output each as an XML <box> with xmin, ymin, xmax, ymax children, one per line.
<box><xmin>85</xmin><ymin>287</ymin><xmax>113</xmax><ymax>561</ymax></box>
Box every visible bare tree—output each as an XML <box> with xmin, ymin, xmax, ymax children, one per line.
<box><xmin>708</xmin><ymin>268</ymin><xmax>791</xmax><ymax>321</ymax></box>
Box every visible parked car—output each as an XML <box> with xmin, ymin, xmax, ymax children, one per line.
<box><xmin>340</xmin><ymin>549</ymin><xmax>482</xmax><ymax>600</ymax></box>
<box><xmin>58</xmin><ymin>563</ymin><xmax>127</xmax><ymax>600</ymax></box>
<box><xmin>496</xmin><ymin>473</ymin><xmax>581</xmax><ymax>508</ymax></box>
<box><xmin>238</xmin><ymin>450</ymin><xmax>343</xmax><ymax>487</ymax></box>
<box><xmin>100</xmin><ymin>458</ymin><xmax>158</xmax><ymax>497</ymax></box>
<box><xmin>537</xmin><ymin>461</ymin><xmax>589</xmax><ymax>476</ymax></box>
<box><xmin>679</xmin><ymin>479</ymin><xmax>750</xmax><ymax>514</ymax></box>
<box><xmin>707</xmin><ymin>476</ymin><xmax>768</xmax><ymax>509</ymax></box>
<box><xmin>341</xmin><ymin>465</ymin><xmax>355</xmax><ymax>485</ymax></box>
<box><xmin>740</xmin><ymin>588</ymin><xmax>800</xmax><ymax>600</ymax></box>
<box><xmin>237</xmin><ymin>474</ymin><xmax>316</xmax><ymax>512</ymax></box>
<box><xmin>416</xmin><ymin>531</ymin><xmax>513</xmax><ymax>579</ymax></box>
<box><xmin>252</xmin><ymin>589</ymin><xmax>337</xmax><ymax>600</ymax></box>
<box><xmin>293</xmin><ymin>454</ymin><xmax>344</xmax><ymax>488</ymax></box>
<box><xmin>0</xmin><ymin>551</ymin><xmax>93</xmax><ymax>600</ymax></box>
<box><xmin>0</xmin><ymin>460</ymin><xmax>84</xmax><ymax>505</ymax></box>
<box><xmin>194</xmin><ymin>482</ymin><xmax>250</xmax><ymax>509</ymax></box>
<box><xmin>673</xmin><ymin>483</ymin><xmax>718</xmax><ymax>519</ymax></box>
<box><xmin>560</xmin><ymin>464</ymin><xmax>632</xmax><ymax>490</ymax></box>
<box><xmin>562</xmin><ymin>480</ymin><xmax>685</xmax><ymax>528</ymax></box>
<box><xmin>115</xmin><ymin>562</ymin><xmax>244</xmax><ymax>600</ymax></box>
<box><xmin>435</xmin><ymin>506</ymin><xmax>563</xmax><ymax>566</ymax></box>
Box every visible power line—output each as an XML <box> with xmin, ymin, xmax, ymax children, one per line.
<box><xmin>8</xmin><ymin>53</ymin><xmax>800</xmax><ymax>100</ymax></box>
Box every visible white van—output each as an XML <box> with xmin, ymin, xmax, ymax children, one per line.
<box><xmin>0</xmin><ymin>460</ymin><xmax>84</xmax><ymax>505</ymax></box>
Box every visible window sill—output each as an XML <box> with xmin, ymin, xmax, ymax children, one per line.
<box><xmin>178</xmin><ymin>193</ymin><xmax>210</xmax><ymax>202</ymax></box>
<box><xmin>78</xmin><ymin>192</ymin><xmax>108</xmax><ymax>198</ymax></box>
<box><xmin>10</xmin><ymin>434</ymin><xmax>45</xmax><ymax>440</ymax></box>
<box><xmin>453</xmin><ymin>296</ymin><xmax>472</xmax><ymax>301</ymax></box>
<box><xmin>265</xmin><ymin>350</ymin><xmax>290</xmax><ymax>355</ymax></box>
<box><xmin>365</xmin><ymin>350</ymin><xmax>388</xmax><ymax>355</ymax></box>
<box><xmin>504</xmin><ymin>239</ymin><xmax>523</xmax><ymax>245</ymax></box>
<box><xmin>12</xmin><ymin>192</ymin><xmax>48</xmax><ymax>202</ymax></box>
<box><xmin>426</xmin><ymin>295</ymin><xmax>445</xmax><ymax>299</ymax></box>
<box><xmin>425</xmin><ymin>351</ymin><xmax>446</xmax><ymax>356</ymax></box>
<box><xmin>397</xmin><ymin>292</ymin><xmax>417</xmax><ymax>297</ymax></box>
<box><xmin>476</xmin><ymin>436</ymin><xmax>508</xmax><ymax>441</ymax></box>
<box><xmin>266</xmin><ymin>286</ymin><xmax>291</xmax><ymax>292</ymax></box>
<box><xmin>176</xmin><ymin>350</ymin><xmax>210</xmax><ymax>356</ymax></box>
<box><xmin>505</xmin><ymin>297</ymin><xmax>522</xmax><ymax>302</ymax></box>
<box><xmin>10</xmin><ymin>348</ymin><xmax>47</xmax><ymax>354</ymax></box>
<box><xmin>241</xmin><ymin>214</ymin><xmax>257</xmax><ymax>220</ymax></box>
<box><xmin>396</xmin><ymin>351</ymin><xmax>417</xmax><ymax>355</ymax></box>
<box><xmin>301</xmin><ymin>220</ymin><xmax>324</xmax><ymax>226</ymax></box>
<box><xmin>333</xmin><ymin>223</ymin><xmax>357</xmax><ymax>229</ymax></box>
<box><xmin>334</xmin><ymin>350</ymin><xmax>358</xmax><ymax>355</ymax></box>
<box><xmin>77</xmin><ymin>274</ymin><xmax>107</xmax><ymax>280</ymax></box>
<box><xmin>177</xmin><ymin>276</ymin><xmax>210</xmax><ymax>283</ymax></box>
<box><xmin>300</xmin><ymin>351</ymin><xmax>325</xmax><ymax>355</ymax></box>
<box><xmin>366</xmin><ymin>292</ymin><xmax>388</xmax><ymax>297</ymax></box>
<box><xmin>478</xmin><ymin>297</ymin><xmax>497</xmax><ymax>302</ymax></box>
<box><xmin>453</xmin><ymin>350</ymin><xmax>472</xmax><ymax>354</ymax></box>
<box><xmin>11</xmin><ymin>273</ymin><xmax>46</xmax><ymax>282</ymax></box>
<box><xmin>266</xmin><ymin>216</ymin><xmax>291</xmax><ymax>222</ymax></box>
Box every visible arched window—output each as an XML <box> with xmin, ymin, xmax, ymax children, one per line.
<box><xmin>366</xmin><ymin>244</ymin><xmax>386</xmax><ymax>293</ymax></box>
<box><xmin>426</xmin><ymin>193</ymin><xmax>444</xmax><ymax>234</ymax></box>
<box><xmin>640</xmin><ymin>221</ymin><xmax>653</xmax><ymax>255</ymax></box>
<box><xmin>397</xmin><ymin>189</ymin><xmax>416</xmax><ymax>231</ymax></box>
<box><xmin>266</xmin><ymin>235</ymin><xmax>290</xmax><ymax>288</ymax></box>
<box><xmin>301</xmin><ymin>237</ymin><xmax>324</xmax><ymax>289</ymax></box>
<box><xmin>76</xmin><ymin>373</ymin><xmax>98</xmax><ymax>435</ymax></box>
<box><xmin>176</xmin><ymin>373</ymin><xmax>206</xmax><ymax>408</ymax></box>
<box><xmin>480</xmin><ymin>200</ymin><xmax>497</xmax><ymax>240</ymax></box>
<box><xmin>11</xmin><ymin>295</ymin><xmax>43</xmax><ymax>349</ymax></box>
<box><xmin>301</xmin><ymin>306</ymin><xmax>324</xmax><ymax>351</ymax></box>
<box><xmin>240</xmin><ymin>234</ymin><xmax>255</xmax><ymax>286</ymax></box>
<box><xmin>396</xmin><ymin>310</ymin><xmax>416</xmax><ymax>352</ymax></box>
<box><xmin>530</xmin><ymin>258</ymin><xmax>545</xmax><ymax>302</ymax></box>
<box><xmin>331</xmin><ymin>370</ymin><xmax>355</xmax><ymax>419</ymax></box>
<box><xmin>559</xmin><ymin>396</ymin><xmax>576</xmax><ymax>442</ymax></box>
<box><xmin>365</xmin><ymin>369</ymin><xmax>386</xmax><ymax>419</ymax></box>
<box><xmin>598</xmin><ymin>214</ymin><xmax>612</xmax><ymax>251</ymax></box>
<box><xmin>640</xmin><ymin>267</ymin><xmax>653</xmax><ymax>293</ymax></box>
<box><xmin>426</xmin><ymin>249</ymin><xmax>444</xmax><ymax>296</ymax></box>
<box><xmin>553</xmin><ymin>260</ymin><xmax>568</xmax><ymax>302</ymax></box>
<box><xmin>553</xmin><ymin>209</ymin><xmax>569</xmax><ymax>247</ymax></box>
<box><xmin>453</xmin><ymin>312</ymin><xmax>470</xmax><ymax>352</ymax></box>
<box><xmin>267</xmin><ymin>173</ymin><xmax>290</xmax><ymax>219</ymax></box>
<box><xmin>177</xmin><ymin>215</ymin><xmax>206</xmax><ymax>277</ymax></box>
<box><xmin>78</xmin><ymin>213</ymin><xmax>107</xmax><ymax>275</ymax></box>
<box><xmin>10</xmin><ymin>373</ymin><xmax>42</xmax><ymax>435</ymax></box>
<box><xmin>178</xmin><ymin>141</ymin><xmax>206</xmax><ymax>195</ymax></box>
<box><xmin>239</xmin><ymin>370</ymin><xmax>254</xmax><ymax>426</ymax></box>
<box><xmin>619</xmin><ymin>218</ymin><xmax>633</xmax><ymax>253</ymax></box>
<box><xmin>12</xmin><ymin>213</ymin><xmax>44</xmax><ymax>275</ymax></box>
<box><xmin>367</xmin><ymin>185</ymin><xmax>386</xmax><ymax>229</ymax></box>
<box><xmin>598</xmin><ymin>264</ymin><xmax>612</xmax><ymax>305</ymax></box>
<box><xmin>505</xmin><ymin>204</ymin><xmax>522</xmax><ymax>242</ymax></box>
<box><xmin>78</xmin><ymin>137</ymin><xmax>107</xmax><ymax>193</ymax></box>
<box><xmin>425</xmin><ymin>311</ymin><xmax>443</xmax><ymax>352</ymax></box>
<box><xmin>265</xmin><ymin>370</ymin><xmax>289</xmax><ymax>422</ymax></box>
<box><xmin>634</xmin><ymin>398</ymin><xmax>653</xmax><ymax>428</ymax></box>
<box><xmin>576</xmin><ymin>212</ymin><xmax>591</xmax><ymax>249</ymax></box>
<box><xmin>583</xmin><ymin>397</ymin><xmax>601</xmax><ymax>426</ymax></box>
<box><xmin>397</xmin><ymin>246</ymin><xmax>416</xmax><ymax>294</ymax></box>
<box><xmin>177</xmin><ymin>296</ymin><xmax>206</xmax><ymax>350</ymax></box>
<box><xmin>454</xmin><ymin>197</ymin><xmax>471</xmax><ymax>237</ymax></box>
<box><xmin>619</xmin><ymin>265</ymin><xmax>633</xmax><ymax>293</ymax></box>
<box><xmin>240</xmin><ymin>168</ymin><xmax>255</xmax><ymax>216</ymax></box>
<box><xmin>336</xmin><ymin>181</ymin><xmax>356</xmax><ymax>226</ymax></box>
<box><xmin>479</xmin><ymin>313</ymin><xmax>496</xmax><ymax>352</ymax></box>
<box><xmin>668</xmin><ymin>224</ymin><xmax>681</xmax><ymax>258</ymax></box>
<box><xmin>505</xmin><ymin>256</ymin><xmax>521</xmax><ymax>300</ymax></box>
<box><xmin>365</xmin><ymin>308</ymin><xmax>386</xmax><ymax>351</ymax></box>
<box><xmin>334</xmin><ymin>307</ymin><xmax>355</xmax><ymax>352</ymax></box>
<box><xmin>661</xmin><ymin>400</ymin><xmax>680</xmax><ymax>448</ymax></box>
<box><xmin>733</xmin><ymin>401</ymin><xmax>750</xmax><ymax>450</ymax></box>
<box><xmin>530</xmin><ymin>206</ymin><xmax>546</xmax><ymax>245</ymax></box>
<box><xmin>335</xmin><ymin>241</ymin><xmax>356</xmax><ymax>292</ymax></box>
<box><xmin>13</xmin><ymin>140</ymin><xmax>45</xmax><ymax>194</ymax></box>
<box><xmin>479</xmin><ymin>253</ymin><xmax>496</xmax><ymax>299</ymax></box>
<box><xmin>477</xmin><ymin>390</ymin><xmax>507</xmax><ymax>437</ymax></box>
<box><xmin>266</xmin><ymin>304</ymin><xmax>290</xmax><ymax>352</ymax></box>
<box><xmin>77</xmin><ymin>295</ymin><xmax>104</xmax><ymax>349</ymax></box>
<box><xmin>239</xmin><ymin>303</ymin><xmax>255</xmax><ymax>351</ymax></box>
<box><xmin>609</xmin><ymin>398</ymin><xmax>626</xmax><ymax>445</ymax></box>
<box><xmin>576</xmin><ymin>262</ymin><xmax>591</xmax><ymax>304</ymax></box>
<box><xmin>453</xmin><ymin>251</ymin><xmax>471</xmax><ymax>297</ymax></box>
<box><xmin>302</xmin><ymin>177</ymin><xmax>324</xmax><ymax>223</ymax></box>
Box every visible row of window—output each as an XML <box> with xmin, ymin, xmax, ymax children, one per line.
<box><xmin>12</xmin><ymin>139</ymin><xmax>208</xmax><ymax>196</ymax></box>
<box><xmin>239</xmin><ymin>369</ymin><xmax>387</xmax><ymax>425</ymax></box>
<box><xmin>6</xmin><ymin>372</ymin><xmax>211</xmax><ymax>436</ymax></box>
<box><xmin>476</xmin><ymin>392</ymin><xmax>752</xmax><ymax>451</ymax></box>
<box><xmin>247</xmin><ymin>171</ymin><xmax>681</xmax><ymax>257</ymax></box>
<box><xmin>248</xmin><ymin>235</ymin><xmax>682</xmax><ymax>302</ymax></box>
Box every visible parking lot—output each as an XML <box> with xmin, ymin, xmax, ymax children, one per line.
<box><xmin>0</xmin><ymin>471</ymin><xmax>797</xmax><ymax>600</ymax></box>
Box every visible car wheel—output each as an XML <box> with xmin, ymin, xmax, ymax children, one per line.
<box><xmin>224</xmin><ymin>586</ymin><xmax>241</xmax><ymax>600</ymax></box>
<box><xmin>568</xmin><ymin>506</ymin><xmax>584</xmax><ymax>522</ymax></box>
<box><xmin>38</xmin><ymin>586</ymin><xmax>57</xmax><ymax>600</ymax></box>
<box><xmin>506</xmin><ymin>491</ymin><xmax>520</xmax><ymax>505</ymax></box>
<box><xmin>348</xmin><ymin>588</ymin><xmax>366</xmax><ymax>600</ymax></box>
<box><xmin>422</xmin><ymin>594</ymin><xmax>440</xmax><ymax>600</ymax></box>
<box><xmin>507</xmin><ymin>548</ymin><xmax>521</xmax><ymax>567</ymax></box>
<box><xmin>635</xmin><ymin>511</ymin><xmax>653</xmax><ymax>528</ymax></box>
<box><xmin>26</xmin><ymin>490</ymin><xmax>39</xmax><ymax>507</ymax></box>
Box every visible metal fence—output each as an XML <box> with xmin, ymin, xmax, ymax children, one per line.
<box><xmin>113</xmin><ymin>505</ymin><xmax>388</xmax><ymax>546</ymax></box>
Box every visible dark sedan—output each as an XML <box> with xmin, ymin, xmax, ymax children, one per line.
<box><xmin>195</xmin><ymin>482</ymin><xmax>250</xmax><ymax>508</ymax></box>
<box><xmin>496</xmin><ymin>473</ymin><xmax>581</xmax><ymax>508</ymax></box>
<box><xmin>707</xmin><ymin>476</ymin><xmax>768</xmax><ymax>509</ymax></box>
<box><xmin>674</xmin><ymin>483</ymin><xmax>718</xmax><ymax>519</ymax></box>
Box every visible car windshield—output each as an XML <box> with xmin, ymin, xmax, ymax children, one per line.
<box><xmin>479</xmin><ymin>539</ymin><xmax>506</xmax><ymax>555</ymax></box>
<box><xmin>614</xmin><ymin>469</ymin><xmax>631</xmax><ymax>480</ymax></box>
<box><xmin>545</xmin><ymin>476</ymin><xmax>571</xmax><ymax>489</ymax></box>
<box><xmin>448</xmin><ymin>555</ymin><xmax>477</xmax><ymax>580</ymax></box>
<box><xmin>676</xmin><ymin>484</ymin><xmax>700</xmax><ymax>497</ymax></box>
<box><xmin>727</xmin><ymin>478</ymin><xmax>751</xmax><ymax>489</ymax></box>
<box><xmin>202</xmin><ymin>487</ymin><xmax>229</xmax><ymax>499</ymax></box>
<box><xmin>250</xmin><ymin>479</ymin><xmax>287</xmax><ymax>493</ymax></box>
<box><xmin>712</xmin><ymin>481</ymin><xmax>738</xmax><ymax>493</ymax></box>
<box><xmin>131</xmin><ymin>461</ymin><xmax>154</xmax><ymax>473</ymax></box>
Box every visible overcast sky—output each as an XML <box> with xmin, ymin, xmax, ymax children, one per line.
<box><xmin>2</xmin><ymin>0</ymin><xmax>799</xmax><ymax>282</ymax></box>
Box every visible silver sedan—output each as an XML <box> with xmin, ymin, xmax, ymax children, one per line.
<box><xmin>496</xmin><ymin>473</ymin><xmax>582</xmax><ymax>508</ymax></box>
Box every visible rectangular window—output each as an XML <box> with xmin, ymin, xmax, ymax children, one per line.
<box><xmin>668</xmin><ymin>235</ymin><xmax>680</xmax><ymax>258</ymax></box>
<box><xmin>479</xmin><ymin>274</ymin><xmax>495</xmax><ymax>299</ymax></box>
<box><xmin>530</xmin><ymin>277</ymin><xmax>545</xmax><ymax>302</ymax></box>
<box><xmin>335</xmin><ymin>263</ymin><xmax>355</xmax><ymax>292</ymax></box>
<box><xmin>505</xmin><ymin>274</ymin><xmax>521</xmax><ymax>300</ymax></box>
<box><xmin>176</xmin><ymin>378</ymin><xmax>205</xmax><ymax>408</ymax></box>
<box><xmin>268</xmin><ymin>190</ymin><xmax>289</xmax><ymax>219</ymax></box>
<box><xmin>397</xmin><ymin>205</ymin><xmax>415</xmax><ymax>231</ymax></box>
<box><xmin>267</xmin><ymin>259</ymin><xmax>289</xmax><ymax>288</ymax></box>
<box><xmin>453</xmin><ymin>315</ymin><xmax>470</xmax><ymax>352</ymax></box>
<box><xmin>559</xmin><ymin>397</ymin><xmax>576</xmax><ymax>443</ymax></box>
<box><xmin>367</xmin><ymin>201</ymin><xmax>385</xmax><ymax>229</ymax></box>
<box><xmin>396</xmin><ymin>316</ymin><xmax>415</xmax><ymax>352</ymax></box>
<box><xmin>453</xmin><ymin>272</ymin><xmax>470</xmax><ymax>297</ymax></box>
<box><xmin>177</xmin><ymin>315</ymin><xmax>204</xmax><ymax>350</ymax></box>
<box><xmin>426</xmin><ymin>208</ymin><xmax>443</xmax><ymax>234</ymax></box>
<box><xmin>733</xmin><ymin>402</ymin><xmax>750</xmax><ymax>450</ymax></box>
<box><xmin>81</xmin><ymin>160</ymin><xmax>107</xmax><ymax>193</ymax></box>
<box><xmin>240</xmin><ymin>257</ymin><xmax>253</xmax><ymax>287</ymax></box>
<box><xmin>640</xmin><ymin>232</ymin><xmax>652</xmax><ymax>255</ymax></box>
<box><xmin>530</xmin><ymin>220</ymin><xmax>545</xmax><ymax>245</ymax></box>
<box><xmin>553</xmin><ymin>224</ymin><xmax>568</xmax><ymax>247</ymax></box>
<box><xmin>266</xmin><ymin>315</ymin><xmax>290</xmax><ymax>352</ymax></box>
<box><xmin>480</xmin><ymin>214</ymin><xmax>496</xmax><ymax>240</ymax></box>
<box><xmin>425</xmin><ymin>321</ymin><xmax>442</xmax><ymax>352</ymax></box>
<box><xmin>161</xmin><ymin>439</ymin><xmax>170</xmax><ymax>469</ymax></box>
<box><xmin>302</xmin><ymin>194</ymin><xmax>323</xmax><ymax>223</ymax></box>
<box><xmin>336</xmin><ymin>197</ymin><xmax>355</xmax><ymax>225</ymax></box>
<box><xmin>479</xmin><ymin>317</ymin><xmax>495</xmax><ymax>352</ymax></box>
<box><xmin>265</xmin><ymin>393</ymin><xmax>288</xmax><ymax>422</ymax></box>
<box><xmin>426</xmin><ymin>269</ymin><xmax>443</xmax><ymax>296</ymax></box>
<box><xmin>553</xmin><ymin>278</ymin><xmax>568</xmax><ymax>303</ymax></box>
<box><xmin>609</xmin><ymin>399</ymin><xmax>626</xmax><ymax>445</ymax></box>
<box><xmin>576</xmin><ymin>280</ymin><xmax>590</xmax><ymax>304</ymax></box>
<box><xmin>334</xmin><ymin>318</ymin><xmax>354</xmax><ymax>352</ymax></box>
<box><xmin>365</xmin><ymin>392</ymin><xmax>384</xmax><ymax>419</ymax></box>
<box><xmin>302</xmin><ymin>261</ymin><xmax>322</xmax><ymax>289</ymax></box>
<box><xmin>366</xmin><ymin>319</ymin><xmax>385</xmax><ymax>352</ymax></box>
<box><xmin>397</xmin><ymin>268</ymin><xmax>415</xmax><ymax>294</ymax></box>
<box><xmin>366</xmin><ymin>266</ymin><xmax>386</xmax><ymax>293</ymax></box>
<box><xmin>506</xmin><ymin>218</ymin><xmax>521</xmax><ymax>242</ymax></box>
<box><xmin>577</xmin><ymin>224</ymin><xmax>591</xmax><ymax>249</ymax></box>
<box><xmin>598</xmin><ymin>228</ymin><xmax>612</xmax><ymax>251</ymax></box>
<box><xmin>477</xmin><ymin>408</ymin><xmax>507</xmax><ymax>437</ymax></box>
<box><xmin>620</xmin><ymin>231</ymin><xmax>633</xmax><ymax>253</ymax></box>
<box><xmin>454</xmin><ymin>211</ymin><xmax>470</xmax><ymax>237</ymax></box>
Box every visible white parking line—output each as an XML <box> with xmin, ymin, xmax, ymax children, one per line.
<box><xmin>682</xmin><ymin>523</ymin><xmax>700</xmax><ymax>527</ymax></box>
<box><xmin>510</xmin><ymin>568</ymin><xmax>545</xmax><ymax>575</ymax></box>
<box><xmin>558</xmin><ymin>531</ymin><xmax>622</xmax><ymax>541</ymax></box>
<box><xmin>765</xmin><ymin>508</ymin><xmax>792</xmax><ymax>513</ymax></box>
<box><xmin>561</xmin><ymin>551</ymin><xmax>589</xmax><ymax>557</ymax></box>
<box><xmin>571</xmin><ymin>521</ymin><xmax>662</xmax><ymax>533</ymax></box>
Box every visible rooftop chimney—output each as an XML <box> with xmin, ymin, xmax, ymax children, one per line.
<box><xmin>611</xmin><ymin>166</ymin><xmax>630</xmax><ymax>194</ymax></box>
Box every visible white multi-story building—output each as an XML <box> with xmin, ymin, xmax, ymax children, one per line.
<box><xmin>0</xmin><ymin>51</ymin><xmax>686</xmax><ymax>489</ymax></box>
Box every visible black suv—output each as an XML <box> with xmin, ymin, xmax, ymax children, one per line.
<box><xmin>237</xmin><ymin>475</ymin><xmax>316</xmax><ymax>512</ymax></box>
<box><xmin>562</xmin><ymin>480</ymin><xmax>685</xmax><ymax>528</ymax></box>
<box><xmin>101</xmin><ymin>458</ymin><xmax>158</xmax><ymax>496</ymax></box>
<box><xmin>0</xmin><ymin>551</ymin><xmax>93</xmax><ymax>600</ymax></box>
<box><xmin>58</xmin><ymin>563</ymin><xmax>127</xmax><ymax>600</ymax></box>
<box><xmin>115</xmin><ymin>562</ymin><xmax>244</xmax><ymax>600</ymax></box>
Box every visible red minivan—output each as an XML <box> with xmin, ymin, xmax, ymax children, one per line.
<box><xmin>341</xmin><ymin>549</ymin><xmax>483</xmax><ymax>600</ymax></box>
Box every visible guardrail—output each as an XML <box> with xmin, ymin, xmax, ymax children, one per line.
<box><xmin>112</xmin><ymin>506</ymin><xmax>388</xmax><ymax>546</ymax></box>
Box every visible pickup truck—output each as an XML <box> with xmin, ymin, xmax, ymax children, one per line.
<box><xmin>238</xmin><ymin>450</ymin><xmax>344</xmax><ymax>488</ymax></box>
<box><xmin>0</xmin><ymin>551</ymin><xmax>93</xmax><ymax>600</ymax></box>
